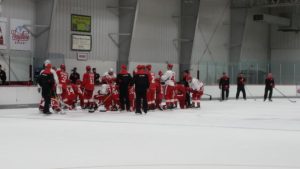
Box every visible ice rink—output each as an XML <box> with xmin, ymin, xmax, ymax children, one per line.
<box><xmin>1</xmin><ymin>99</ymin><xmax>300</xmax><ymax>169</ymax></box>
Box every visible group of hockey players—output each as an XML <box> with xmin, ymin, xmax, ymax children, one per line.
<box><xmin>37</xmin><ymin>60</ymin><xmax>204</xmax><ymax>115</ymax></box>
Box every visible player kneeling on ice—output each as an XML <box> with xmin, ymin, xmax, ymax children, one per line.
<box><xmin>187</xmin><ymin>76</ymin><xmax>204</xmax><ymax>108</ymax></box>
<box><xmin>61</xmin><ymin>80</ymin><xmax>77</xmax><ymax>110</ymax></box>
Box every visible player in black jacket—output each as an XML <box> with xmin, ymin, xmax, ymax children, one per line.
<box><xmin>219</xmin><ymin>72</ymin><xmax>230</xmax><ymax>101</ymax></box>
<box><xmin>92</xmin><ymin>68</ymin><xmax>100</xmax><ymax>85</ymax></box>
<box><xmin>236</xmin><ymin>73</ymin><xmax>246</xmax><ymax>100</ymax></box>
<box><xmin>264</xmin><ymin>73</ymin><xmax>275</xmax><ymax>101</ymax></box>
<box><xmin>132</xmin><ymin>65</ymin><xmax>149</xmax><ymax>114</ymax></box>
<box><xmin>69</xmin><ymin>67</ymin><xmax>80</xmax><ymax>84</ymax></box>
<box><xmin>38</xmin><ymin>64</ymin><xmax>55</xmax><ymax>115</ymax></box>
<box><xmin>116</xmin><ymin>64</ymin><xmax>132</xmax><ymax>111</ymax></box>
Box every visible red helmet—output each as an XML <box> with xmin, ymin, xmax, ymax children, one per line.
<box><xmin>76</xmin><ymin>79</ymin><xmax>81</xmax><ymax>84</ymax></box>
<box><xmin>146</xmin><ymin>64</ymin><xmax>152</xmax><ymax>71</ymax></box>
<box><xmin>121</xmin><ymin>64</ymin><xmax>127</xmax><ymax>70</ymax></box>
<box><xmin>140</xmin><ymin>65</ymin><xmax>145</xmax><ymax>70</ymax></box>
<box><xmin>60</xmin><ymin>64</ymin><xmax>65</xmax><ymax>70</ymax></box>
<box><xmin>167</xmin><ymin>64</ymin><xmax>173</xmax><ymax>69</ymax></box>
<box><xmin>45</xmin><ymin>63</ymin><xmax>52</xmax><ymax>70</ymax></box>
<box><xmin>86</xmin><ymin>65</ymin><xmax>91</xmax><ymax>71</ymax></box>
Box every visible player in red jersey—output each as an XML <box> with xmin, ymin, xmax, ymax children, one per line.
<box><xmin>146</xmin><ymin>65</ymin><xmax>156</xmax><ymax>110</ymax></box>
<box><xmin>82</xmin><ymin>65</ymin><xmax>95</xmax><ymax>112</ymax></box>
<box><xmin>175</xmin><ymin>82</ymin><xmax>187</xmax><ymax>109</ymax></box>
<box><xmin>61</xmin><ymin>80</ymin><xmax>77</xmax><ymax>110</ymax></box>
<box><xmin>56</xmin><ymin>64</ymin><xmax>68</xmax><ymax>95</ymax></box>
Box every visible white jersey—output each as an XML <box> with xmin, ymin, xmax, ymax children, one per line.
<box><xmin>189</xmin><ymin>78</ymin><xmax>204</xmax><ymax>91</ymax></box>
<box><xmin>161</xmin><ymin>70</ymin><xmax>175</xmax><ymax>86</ymax></box>
<box><xmin>99</xmin><ymin>84</ymin><xmax>110</xmax><ymax>95</ymax></box>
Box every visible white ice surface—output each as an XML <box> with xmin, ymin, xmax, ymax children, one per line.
<box><xmin>0</xmin><ymin>99</ymin><xmax>300</xmax><ymax>169</ymax></box>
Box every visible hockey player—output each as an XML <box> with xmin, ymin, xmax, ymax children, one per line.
<box><xmin>146</xmin><ymin>65</ymin><xmax>156</xmax><ymax>110</ymax></box>
<box><xmin>175</xmin><ymin>82</ymin><xmax>187</xmax><ymax>109</ymax></box>
<box><xmin>182</xmin><ymin>70</ymin><xmax>191</xmax><ymax>107</ymax></box>
<box><xmin>102</xmin><ymin>68</ymin><xmax>116</xmax><ymax>84</ymax></box>
<box><xmin>187</xmin><ymin>76</ymin><xmax>204</xmax><ymax>108</ymax></box>
<box><xmin>219</xmin><ymin>72</ymin><xmax>230</xmax><ymax>101</ymax></box>
<box><xmin>155</xmin><ymin>72</ymin><xmax>164</xmax><ymax>110</ymax></box>
<box><xmin>116</xmin><ymin>64</ymin><xmax>132</xmax><ymax>111</ymax></box>
<box><xmin>132</xmin><ymin>65</ymin><xmax>149</xmax><ymax>114</ymax></box>
<box><xmin>73</xmin><ymin>79</ymin><xmax>84</xmax><ymax>108</ymax></box>
<box><xmin>61</xmin><ymin>80</ymin><xmax>77</xmax><ymax>110</ymax></box>
<box><xmin>236</xmin><ymin>73</ymin><xmax>246</xmax><ymax>100</ymax></box>
<box><xmin>82</xmin><ymin>65</ymin><xmax>95</xmax><ymax>112</ymax></box>
<box><xmin>160</xmin><ymin>64</ymin><xmax>176</xmax><ymax>109</ymax></box>
<box><xmin>56</xmin><ymin>64</ymin><xmax>68</xmax><ymax>96</ymax></box>
<box><xmin>37</xmin><ymin>63</ymin><xmax>55</xmax><ymax>115</ymax></box>
<box><xmin>94</xmin><ymin>81</ymin><xmax>111</xmax><ymax>112</ymax></box>
<box><xmin>264</xmin><ymin>73</ymin><xmax>275</xmax><ymax>101</ymax></box>
<box><xmin>128</xmin><ymin>85</ymin><xmax>136</xmax><ymax>112</ymax></box>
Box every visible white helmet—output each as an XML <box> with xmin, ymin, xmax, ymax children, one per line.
<box><xmin>109</xmin><ymin>68</ymin><xmax>114</xmax><ymax>73</ymax></box>
<box><xmin>44</xmin><ymin>59</ymin><xmax>51</xmax><ymax>65</ymax></box>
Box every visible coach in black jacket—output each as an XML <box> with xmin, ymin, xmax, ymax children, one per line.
<box><xmin>219</xmin><ymin>72</ymin><xmax>230</xmax><ymax>101</ymax></box>
<box><xmin>38</xmin><ymin>64</ymin><xmax>55</xmax><ymax>115</ymax></box>
<box><xmin>264</xmin><ymin>73</ymin><xmax>275</xmax><ymax>101</ymax></box>
<box><xmin>132</xmin><ymin>65</ymin><xmax>149</xmax><ymax>114</ymax></box>
<box><xmin>116</xmin><ymin>64</ymin><xmax>132</xmax><ymax>111</ymax></box>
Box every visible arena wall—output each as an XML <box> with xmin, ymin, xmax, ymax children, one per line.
<box><xmin>0</xmin><ymin>85</ymin><xmax>298</xmax><ymax>106</ymax></box>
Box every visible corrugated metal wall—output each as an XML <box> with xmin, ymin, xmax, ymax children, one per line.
<box><xmin>48</xmin><ymin>0</ymin><xmax>119</xmax><ymax>74</ymax></box>
<box><xmin>0</xmin><ymin>0</ymin><xmax>35</xmax><ymax>81</ymax></box>
<box><xmin>190</xmin><ymin>0</ymin><xmax>231</xmax><ymax>83</ymax></box>
<box><xmin>129</xmin><ymin>0</ymin><xmax>180</xmax><ymax>75</ymax></box>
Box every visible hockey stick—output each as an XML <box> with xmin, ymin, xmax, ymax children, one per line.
<box><xmin>245</xmin><ymin>86</ymin><xmax>256</xmax><ymax>101</ymax></box>
<box><xmin>204</xmin><ymin>93</ymin><xmax>212</xmax><ymax>100</ymax></box>
<box><xmin>274</xmin><ymin>87</ymin><xmax>297</xmax><ymax>103</ymax></box>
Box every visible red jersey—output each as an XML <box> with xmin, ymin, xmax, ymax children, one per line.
<box><xmin>148</xmin><ymin>72</ymin><xmax>156</xmax><ymax>89</ymax></box>
<box><xmin>56</xmin><ymin>70</ymin><xmax>68</xmax><ymax>89</ymax></box>
<box><xmin>62</xmin><ymin>85</ymin><xmax>76</xmax><ymax>101</ymax></box>
<box><xmin>82</xmin><ymin>72</ymin><xmax>95</xmax><ymax>91</ymax></box>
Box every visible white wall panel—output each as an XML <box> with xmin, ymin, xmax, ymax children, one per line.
<box><xmin>240</xmin><ymin>8</ymin><xmax>269</xmax><ymax>63</ymax></box>
<box><xmin>190</xmin><ymin>0</ymin><xmax>230</xmax><ymax>83</ymax></box>
<box><xmin>48</xmin><ymin>0</ymin><xmax>119</xmax><ymax>72</ymax></box>
<box><xmin>129</xmin><ymin>0</ymin><xmax>180</xmax><ymax>76</ymax></box>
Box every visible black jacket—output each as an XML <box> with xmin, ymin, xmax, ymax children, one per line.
<box><xmin>265</xmin><ymin>78</ymin><xmax>275</xmax><ymax>89</ymax></box>
<box><xmin>219</xmin><ymin>76</ymin><xmax>230</xmax><ymax>89</ymax></box>
<box><xmin>117</xmin><ymin>73</ymin><xmax>132</xmax><ymax>90</ymax></box>
<box><xmin>132</xmin><ymin>72</ymin><xmax>149</xmax><ymax>92</ymax></box>
<box><xmin>94</xmin><ymin>73</ymin><xmax>100</xmax><ymax>85</ymax></box>
<box><xmin>38</xmin><ymin>71</ymin><xmax>55</xmax><ymax>89</ymax></box>
<box><xmin>237</xmin><ymin>76</ymin><xmax>246</xmax><ymax>87</ymax></box>
<box><xmin>0</xmin><ymin>70</ymin><xmax>6</xmax><ymax>81</ymax></box>
<box><xmin>70</xmin><ymin>72</ymin><xmax>80</xmax><ymax>84</ymax></box>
